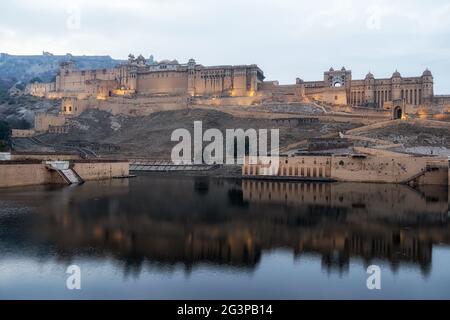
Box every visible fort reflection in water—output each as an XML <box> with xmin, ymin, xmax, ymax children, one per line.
<box><xmin>0</xmin><ymin>175</ymin><xmax>449</xmax><ymax>277</ymax></box>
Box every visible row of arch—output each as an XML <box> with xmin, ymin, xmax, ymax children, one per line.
<box><xmin>244</xmin><ymin>165</ymin><xmax>330</xmax><ymax>178</ymax></box>
<box><xmin>350</xmin><ymin>88</ymin><xmax>423</xmax><ymax>107</ymax></box>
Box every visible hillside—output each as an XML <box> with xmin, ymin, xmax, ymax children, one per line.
<box><xmin>33</xmin><ymin>109</ymin><xmax>359</xmax><ymax>158</ymax></box>
<box><xmin>0</xmin><ymin>53</ymin><xmax>123</xmax><ymax>85</ymax></box>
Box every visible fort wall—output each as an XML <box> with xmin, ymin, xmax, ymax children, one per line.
<box><xmin>25</xmin><ymin>82</ymin><xmax>56</xmax><ymax>97</ymax></box>
<box><xmin>73</xmin><ymin>160</ymin><xmax>129</xmax><ymax>181</ymax></box>
<box><xmin>34</xmin><ymin>113</ymin><xmax>66</xmax><ymax>132</ymax></box>
<box><xmin>11</xmin><ymin>129</ymin><xmax>36</xmax><ymax>138</ymax></box>
<box><xmin>0</xmin><ymin>161</ymin><xmax>63</xmax><ymax>188</ymax></box>
<box><xmin>307</xmin><ymin>87</ymin><xmax>348</xmax><ymax>105</ymax></box>
<box><xmin>136</xmin><ymin>71</ymin><xmax>188</xmax><ymax>96</ymax></box>
<box><xmin>10</xmin><ymin>152</ymin><xmax>81</xmax><ymax>161</ymax></box>
<box><xmin>0</xmin><ymin>158</ymin><xmax>129</xmax><ymax>188</ymax></box>
<box><xmin>243</xmin><ymin>153</ymin><xmax>449</xmax><ymax>185</ymax></box>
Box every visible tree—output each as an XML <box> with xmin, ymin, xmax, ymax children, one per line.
<box><xmin>29</xmin><ymin>77</ymin><xmax>43</xmax><ymax>84</ymax></box>
<box><xmin>0</xmin><ymin>120</ymin><xmax>11</xmax><ymax>151</ymax></box>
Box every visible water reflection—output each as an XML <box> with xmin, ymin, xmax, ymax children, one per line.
<box><xmin>0</xmin><ymin>175</ymin><xmax>449</xmax><ymax>278</ymax></box>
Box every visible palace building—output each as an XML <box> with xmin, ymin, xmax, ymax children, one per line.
<box><xmin>300</xmin><ymin>67</ymin><xmax>435</xmax><ymax>108</ymax></box>
<box><xmin>50</xmin><ymin>54</ymin><xmax>265</xmax><ymax>99</ymax></box>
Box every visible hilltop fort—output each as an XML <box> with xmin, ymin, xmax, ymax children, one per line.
<box><xmin>24</xmin><ymin>54</ymin><xmax>450</xmax><ymax>123</ymax></box>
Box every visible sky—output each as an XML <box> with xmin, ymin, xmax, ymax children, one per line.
<box><xmin>1</xmin><ymin>0</ymin><xmax>450</xmax><ymax>93</ymax></box>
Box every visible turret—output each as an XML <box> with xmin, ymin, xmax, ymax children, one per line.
<box><xmin>187</xmin><ymin>58</ymin><xmax>197</xmax><ymax>96</ymax></box>
<box><xmin>364</xmin><ymin>72</ymin><xmax>375</xmax><ymax>103</ymax></box>
<box><xmin>391</xmin><ymin>70</ymin><xmax>402</xmax><ymax>100</ymax></box>
<box><xmin>421</xmin><ymin>69</ymin><xmax>433</xmax><ymax>100</ymax></box>
<box><xmin>135</xmin><ymin>54</ymin><xmax>146</xmax><ymax>66</ymax></box>
<box><xmin>188</xmin><ymin>58</ymin><xmax>196</xmax><ymax>67</ymax></box>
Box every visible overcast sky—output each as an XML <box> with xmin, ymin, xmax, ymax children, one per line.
<box><xmin>1</xmin><ymin>0</ymin><xmax>449</xmax><ymax>93</ymax></box>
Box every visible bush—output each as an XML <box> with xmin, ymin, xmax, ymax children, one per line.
<box><xmin>29</xmin><ymin>77</ymin><xmax>43</xmax><ymax>84</ymax></box>
<box><xmin>10</xmin><ymin>118</ymin><xmax>31</xmax><ymax>130</ymax></box>
<box><xmin>16</xmin><ymin>83</ymin><xmax>26</xmax><ymax>91</ymax></box>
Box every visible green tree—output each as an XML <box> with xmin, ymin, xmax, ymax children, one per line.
<box><xmin>0</xmin><ymin>120</ymin><xmax>11</xmax><ymax>151</ymax></box>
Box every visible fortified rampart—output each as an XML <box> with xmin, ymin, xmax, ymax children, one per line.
<box><xmin>0</xmin><ymin>156</ymin><xmax>129</xmax><ymax>188</ymax></box>
<box><xmin>7</xmin><ymin>151</ymin><xmax>81</xmax><ymax>161</ymax></box>
<box><xmin>243</xmin><ymin>151</ymin><xmax>449</xmax><ymax>186</ymax></box>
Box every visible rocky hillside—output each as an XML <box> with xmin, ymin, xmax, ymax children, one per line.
<box><xmin>0</xmin><ymin>53</ymin><xmax>122</xmax><ymax>85</ymax></box>
<box><xmin>0</xmin><ymin>88</ymin><xmax>60</xmax><ymax>128</ymax></box>
<box><xmin>35</xmin><ymin>109</ymin><xmax>358</xmax><ymax>158</ymax></box>
<box><xmin>0</xmin><ymin>53</ymin><xmax>122</xmax><ymax>128</ymax></box>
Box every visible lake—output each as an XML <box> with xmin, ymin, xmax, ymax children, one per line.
<box><xmin>0</xmin><ymin>173</ymin><xmax>449</xmax><ymax>299</ymax></box>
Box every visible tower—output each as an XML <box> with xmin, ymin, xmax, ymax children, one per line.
<box><xmin>421</xmin><ymin>69</ymin><xmax>433</xmax><ymax>102</ymax></box>
<box><xmin>364</xmin><ymin>72</ymin><xmax>375</xmax><ymax>104</ymax></box>
<box><xmin>391</xmin><ymin>70</ymin><xmax>402</xmax><ymax>101</ymax></box>
<box><xmin>187</xmin><ymin>58</ymin><xmax>197</xmax><ymax>97</ymax></box>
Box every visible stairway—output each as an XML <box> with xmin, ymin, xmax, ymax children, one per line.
<box><xmin>401</xmin><ymin>164</ymin><xmax>444</xmax><ymax>186</ymax></box>
<box><xmin>45</xmin><ymin>161</ymin><xmax>84</xmax><ymax>185</ymax></box>
<box><xmin>60</xmin><ymin>169</ymin><xmax>82</xmax><ymax>184</ymax></box>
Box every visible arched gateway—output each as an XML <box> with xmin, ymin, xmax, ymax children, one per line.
<box><xmin>394</xmin><ymin>106</ymin><xmax>403</xmax><ymax>120</ymax></box>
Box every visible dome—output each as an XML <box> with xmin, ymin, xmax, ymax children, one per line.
<box><xmin>392</xmin><ymin>70</ymin><xmax>401</xmax><ymax>78</ymax></box>
<box><xmin>341</xmin><ymin>66</ymin><xmax>346</xmax><ymax>71</ymax></box>
<box><xmin>365</xmin><ymin>71</ymin><xmax>374</xmax><ymax>79</ymax></box>
<box><xmin>422</xmin><ymin>69</ymin><xmax>432</xmax><ymax>77</ymax></box>
<box><xmin>329</xmin><ymin>67</ymin><xmax>334</xmax><ymax>72</ymax></box>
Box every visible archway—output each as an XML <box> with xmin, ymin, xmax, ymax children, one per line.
<box><xmin>332</xmin><ymin>76</ymin><xmax>344</xmax><ymax>87</ymax></box>
<box><xmin>394</xmin><ymin>106</ymin><xmax>403</xmax><ymax>120</ymax></box>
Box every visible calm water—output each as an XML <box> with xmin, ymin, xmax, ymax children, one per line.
<box><xmin>0</xmin><ymin>174</ymin><xmax>450</xmax><ymax>300</ymax></box>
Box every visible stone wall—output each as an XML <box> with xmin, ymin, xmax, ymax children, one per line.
<box><xmin>11</xmin><ymin>129</ymin><xmax>36</xmax><ymax>138</ymax></box>
<box><xmin>242</xmin><ymin>153</ymin><xmax>449</xmax><ymax>185</ymax></box>
<box><xmin>0</xmin><ymin>159</ymin><xmax>129</xmax><ymax>188</ymax></box>
<box><xmin>34</xmin><ymin>113</ymin><xmax>66</xmax><ymax>132</ymax></box>
<box><xmin>11</xmin><ymin>152</ymin><xmax>81</xmax><ymax>161</ymax></box>
<box><xmin>0</xmin><ymin>161</ymin><xmax>63</xmax><ymax>188</ymax></box>
<box><xmin>306</xmin><ymin>87</ymin><xmax>348</xmax><ymax>105</ymax></box>
<box><xmin>137</xmin><ymin>71</ymin><xmax>188</xmax><ymax>96</ymax></box>
<box><xmin>73</xmin><ymin>160</ymin><xmax>129</xmax><ymax>181</ymax></box>
<box><xmin>330</xmin><ymin>154</ymin><xmax>428</xmax><ymax>184</ymax></box>
<box><xmin>25</xmin><ymin>82</ymin><xmax>56</xmax><ymax>97</ymax></box>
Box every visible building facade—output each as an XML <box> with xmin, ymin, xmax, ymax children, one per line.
<box><xmin>26</xmin><ymin>56</ymin><xmax>449</xmax><ymax>118</ymax></box>
<box><xmin>301</xmin><ymin>67</ymin><xmax>435</xmax><ymax>108</ymax></box>
<box><xmin>53</xmin><ymin>55</ymin><xmax>265</xmax><ymax>99</ymax></box>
